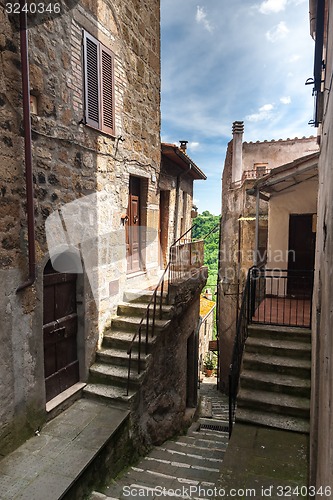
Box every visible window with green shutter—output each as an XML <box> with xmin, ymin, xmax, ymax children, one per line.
<box><xmin>83</xmin><ymin>31</ymin><xmax>115</xmax><ymax>136</ymax></box>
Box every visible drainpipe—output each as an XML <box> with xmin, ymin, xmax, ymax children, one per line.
<box><xmin>16</xmin><ymin>3</ymin><xmax>36</xmax><ymax>293</ymax></box>
<box><xmin>174</xmin><ymin>150</ymin><xmax>192</xmax><ymax>239</ymax></box>
<box><xmin>254</xmin><ymin>189</ymin><xmax>260</xmax><ymax>267</ymax></box>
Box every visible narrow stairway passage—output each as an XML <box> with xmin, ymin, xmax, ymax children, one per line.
<box><xmin>90</xmin><ymin>377</ymin><xmax>229</xmax><ymax>499</ymax></box>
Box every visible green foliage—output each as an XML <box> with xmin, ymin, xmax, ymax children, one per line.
<box><xmin>193</xmin><ymin>211</ymin><xmax>220</xmax><ymax>289</ymax></box>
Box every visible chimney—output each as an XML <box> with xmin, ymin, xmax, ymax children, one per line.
<box><xmin>179</xmin><ymin>140</ymin><xmax>188</xmax><ymax>153</ymax></box>
<box><xmin>231</xmin><ymin>121</ymin><xmax>244</xmax><ymax>184</ymax></box>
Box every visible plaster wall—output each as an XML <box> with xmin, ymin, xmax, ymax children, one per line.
<box><xmin>310</xmin><ymin>0</ymin><xmax>333</xmax><ymax>489</ymax></box>
<box><xmin>242</xmin><ymin>138</ymin><xmax>318</xmax><ymax>172</ymax></box>
<box><xmin>267</xmin><ymin>178</ymin><xmax>318</xmax><ymax>266</ymax></box>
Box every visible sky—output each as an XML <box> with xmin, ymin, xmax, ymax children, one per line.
<box><xmin>160</xmin><ymin>0</ymin><xmax>316</xmax><ymax>215</ymax></box>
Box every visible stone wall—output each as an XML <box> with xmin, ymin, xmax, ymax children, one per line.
<box><xmin>0</xmin><ymin>0</ymin><xmax>161</xmax><ymax>454</ymax></box>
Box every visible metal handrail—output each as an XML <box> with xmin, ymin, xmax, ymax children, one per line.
<box><xmin>126</xmin><ymin>262</ymin><xmax>170</xmax><ymax>396</ymax></box>
<box><xmin>126</xmin><ymin>222</ymin><xmax>219</xmax><ymax>396</ymax></box>
<box><xmin>228</xmin><ymin>267</ymin><xmax>253</xmax><ymax>438</ymax></box>
<box><xmin>228</xmin><ymin>265</ymin><xmax>314</xmax><ymax>436</ymax></box>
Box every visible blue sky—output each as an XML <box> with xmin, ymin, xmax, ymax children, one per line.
<box><xmin>161</xmin><ymin>0</ymin><xmax>316</xmax><ymax>215</ymax></box>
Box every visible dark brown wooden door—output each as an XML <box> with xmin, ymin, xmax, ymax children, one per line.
<box><xmin>126</xmin><ymin>177</ymin><xmax>141</xmax><ymax>273</ymax></box>
<box><xmin>287</xmin><ymin>214</ymin><xmax>316</xmax><ymax>296</ymax></box>
<box><xmin>43</xmin><ymin>264</ymin><xmax>79</xmax><ymax>402</ymax></box>
<box><xmin>159</xmin><ymin>191</ymin><xmax>169</xmax><ymax>268</ymax></box>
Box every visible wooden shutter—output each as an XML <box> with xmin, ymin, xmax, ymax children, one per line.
<box><xmin>100</xmin><ymin>45</ymin><xmax>115</xmax><ymax>135</ymax></box>
<box><xmin>83</xmin><ymin>31</ymin><xmax>100</xmax><ymax>129</ymax></box>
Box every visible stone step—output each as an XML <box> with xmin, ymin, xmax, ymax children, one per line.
<box><xmin>83</xmin><ymin>383</ymin><xmax>136</xmax><ymax>407</ymax></box>
<box><xmin>169</xmin><ymin>440</ymin><xmax>228</xmax><ymax>460</ymax></box>
<box><xmin>150</xmin><ymin>445</ymin><xmax>225</xmax><ymax>468</ymax></box>
<box><xmin>237</xmin><ymin>388</ymin><xmax>310</xmax><ymax>419</ymax></box>
<box><xmin>132</xmin><ymin>457</ymin><xmax>221</xmax><ymax>483</ymax></box>
<box><xmin>123</xmin><ymin>289</ymin><xmax>168</xmax><ymax>305</ymax></box>
<box><xmin>175</xmin><ymin>434</ymin><xmax>228</xmax><ymax>450</ymax></box>
<box><xmin>248</xmin><ymin>324</ymin><xmax>311</xmax><ymax>343</ymax></box>
<box><xmin>102</xmin><ymin>330</ymin><xmax>156</xmax><ymax>352</ymax></box>
<box><xmin>236</xmin><ymin>407</ymin><xmax>310</xmax><ymax>433</ymax></box>
<box><xmin>240</xmin><ymin>369</ymin><xmax>311</xmax><ymax>397</ymax></box>
<box><xmin>242</xmin><ymin>351</ymin><xmax>311</xmax><ymax>378</ymax></box>
<box><xmin>96</xmin><ymin>347</ymin><xmax>150</xmax><ymax>370</ymax></box>
<box><xmin>89</xmin><ymin>362</ymin><xmax>144</xmax><ymax>389</ymax></box>
<box><xmin>245</xmin><ymin>336</ymin><xmax>311</xmax><ymax>359</ymax></box>
<box><xmin>117</xmin><ymin>302</ymin><xmax>174</xmax><ymax>319</ymax></box>
<box><xmin>111</xmin><ymin>315</ymin><xmax>171</xmax><ymax>333</ymax></box>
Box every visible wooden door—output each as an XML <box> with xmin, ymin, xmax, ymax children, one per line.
<box><xmin>287</xmin><ymin>214</ymin><xmax>315</xmax><ymax>296</ymax></box>
<box><xmin>159</xmin><ymin>191</ymin><xmax>169</xmax><ymax>268</ymax></box>
<box><xmin>126</xmin><ymin>177</ymin><xmax>141</xmax><ymax>273</ymax></box>
<box><xmin>43</xmin><ymin>262</ymin><xmax>79</xmax><ymax>402</ymax></box>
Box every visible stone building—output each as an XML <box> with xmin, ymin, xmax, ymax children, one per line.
<box><xmin>217</xmin><ymin>122</ymin><xmax>318</xmax><ymax>392</ymax></box>
<box><xmin>308</xmin><ymin>0</ymin><xmax>333</xmax><ymax>490</ymax></box>
<box><xmin>0</xmin><ymin>1</ymin><xmax>207</xmax><ymax>460</ymax></box>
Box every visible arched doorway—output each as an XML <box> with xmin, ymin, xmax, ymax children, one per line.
<box><xmin>43</xmin><ymin>260</ymin><xmax>79</xmax><ymax>402</ymax></box>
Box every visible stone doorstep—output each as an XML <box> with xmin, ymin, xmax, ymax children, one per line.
<box><xmin>0</xmin><ymin>399</ymin><xmax>129</xmax><ymax>500</ymax></box>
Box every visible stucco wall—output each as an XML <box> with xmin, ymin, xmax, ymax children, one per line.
<box><xmin>310</xmin><ymin>0</ymin><xmax>333</xmax><ymax>489</ymax></box>
<box><xmin>267</xmin><ymin>178</ymin><xmax>318</xmax><ymax>270</ymax></box>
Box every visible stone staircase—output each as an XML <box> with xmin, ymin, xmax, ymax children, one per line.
<box><xmin>84</xmin><ymin>290</ymin><xmax>173</xmax><ymax>407</ymax></box>
<box><xmin>236</xmin><ymin>324</ymin><xmax>311</xmax><ymax>433</ymax></box>
<box><xmin>90</xmin><ymin>417</ymin><xmax>229</xmax><ymax>499</ymax></box>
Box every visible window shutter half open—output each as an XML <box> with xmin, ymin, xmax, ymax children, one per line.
<box><xmin>83</xmin><ymin>31</ymin><xmax>100</xmax><ymax>129</ymax></box>
<box><xmin>100</xmin><ymin>45</ymin><xmax>115</xmax><ymax>135</ymax></box>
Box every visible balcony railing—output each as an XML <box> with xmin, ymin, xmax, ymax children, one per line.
<box><xmin>168</xmin><ymin>227</ymin><xmax>204</xmax><ymax>285</ymax></box>
<box><xmin>249</xmin><ymin>268</ymin><xmax>314</xmax><ymax>328</ymax></box>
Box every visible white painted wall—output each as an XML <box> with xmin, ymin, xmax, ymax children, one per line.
<box><xmin>266</xmin><ymin>178</ymin><xmax>318</xmax><ymax>295</ymax></box>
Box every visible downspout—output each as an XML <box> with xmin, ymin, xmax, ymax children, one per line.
<box><xmin>254</xmin><ymin>188</ymin><xmax>260</xmax><ymax>267</ymax></box>
<box><xmin>16</xmin><ymin>2</ymin><xmax>36</xmax><ymax>292</ymax></box>
<box><xmin>174</xmin><ymin>163</ymin><xmax>192</xmax><ymax>240</ymax></box>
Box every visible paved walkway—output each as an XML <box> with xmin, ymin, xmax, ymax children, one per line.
<box><xmin>216</xmin><ymin>423</ymin><xmax>309</xmax><ymax>500</ymax></box>
<box><xmin>91</xmin><ymin>377</ymin><xmax>229</xmax><ymax>500</ymax></box>
<box><xmin>0</xmin><ymin>400</ymin><xmax>129</xmax><ymax>500</ymax></box>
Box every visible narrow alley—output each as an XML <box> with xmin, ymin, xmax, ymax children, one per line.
<box><xmin>90</xmin><ymin>377</ymin><xmax>229</xmax><ymax>500</ymax></box>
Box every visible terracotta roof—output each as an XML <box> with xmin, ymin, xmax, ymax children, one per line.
<box><xmin>161</xmin><ymin>143</ymin><xmax>207</xmax><ymax>180</ymax></box>
<box><xmin>200</xmin><ymin>296</ymin><xmax>216</xmax><ymax>318</ymax></box>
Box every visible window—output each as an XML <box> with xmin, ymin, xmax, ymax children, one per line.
<box><xmin>83</xmin><ymin>31</ymin><xmax>115</xmax><ymax>135</ymax></box>
<box><xmin>254</xmin><ymin>163</ymin><xmax>268</xmax><ymax>178</ymax></box>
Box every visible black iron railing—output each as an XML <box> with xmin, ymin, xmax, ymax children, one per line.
<box><xmin>168</xmin><ymin>226</ymin><xmax>204</xmax><ymax>285</ymax></box>
<box><xmin>228</xmin><ymin>266</ymin><xmax>314</xmax><ymax>436</ymax></box>
<box><xmin>126</xmin><ymin>226</ymin><xmax>206</xmax><ymax>396</ymax></box>
<box><xmin>249</xmin><ymin>268</ymin><xmax>314</xmax><ymax>328</ymax></box>
<box><xmin>228</xmin><ymin>267</ymin><xmax>252</xmax><ymax>438</ymax></box>
<box><xmin>126</xmin><ymin>263</ymin><xmax>169</xmax><ymax>396</ymax></box>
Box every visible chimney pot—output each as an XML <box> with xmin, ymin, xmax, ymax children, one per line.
<box><xmin>179</xmin><ymin>140</ymin><xmax>188</xmax><ymax>152</ymax></box>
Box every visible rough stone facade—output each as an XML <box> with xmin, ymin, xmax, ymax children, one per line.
<box><xmin>0</xmin><ymin>0</ymin><xmax>161</xmax><ymax>454</ymax></box>
<box><xmin>218</xmin><ymin>126</ymin><xmax>318</xmax><ymax>392</ymax></box>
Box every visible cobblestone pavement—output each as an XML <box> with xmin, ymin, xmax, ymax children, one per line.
<box><xmin>90</xmin><ymin>377</ymin><xmax>229</xmax><ymax>500</ymax></box>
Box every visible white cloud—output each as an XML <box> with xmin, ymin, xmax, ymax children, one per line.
<box><xmin>280</xmin><ymin>96</ymin><xmax>291</xmax><ymax>104</ymax></box>
<box><xmin>258</xmin><ymin>0</ymin><xmax>287</xmax><ymax>14</ymax></box>
<box><xmin>246</xmin><ymin>103</ymin><xmax>275</xmax><ymax>122</ymax></box>
<box><xmin>266</xmin><ymin>21</ymin><xmax>289</xmax><ymax>42</ymax></box>
<box><xmin>188</xmin><ymin>141</ymin><xmax>200</xmax><ymax>150</ymax></box>
<box><xmin>196</xmin><ymin>6</ymin><xmax>214</xmax><ymax>32</ymax></box>
<box><xmin>289</xmin><ymin>54</ymin><xmax>301</xmax><ymax>62</ymax></box>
